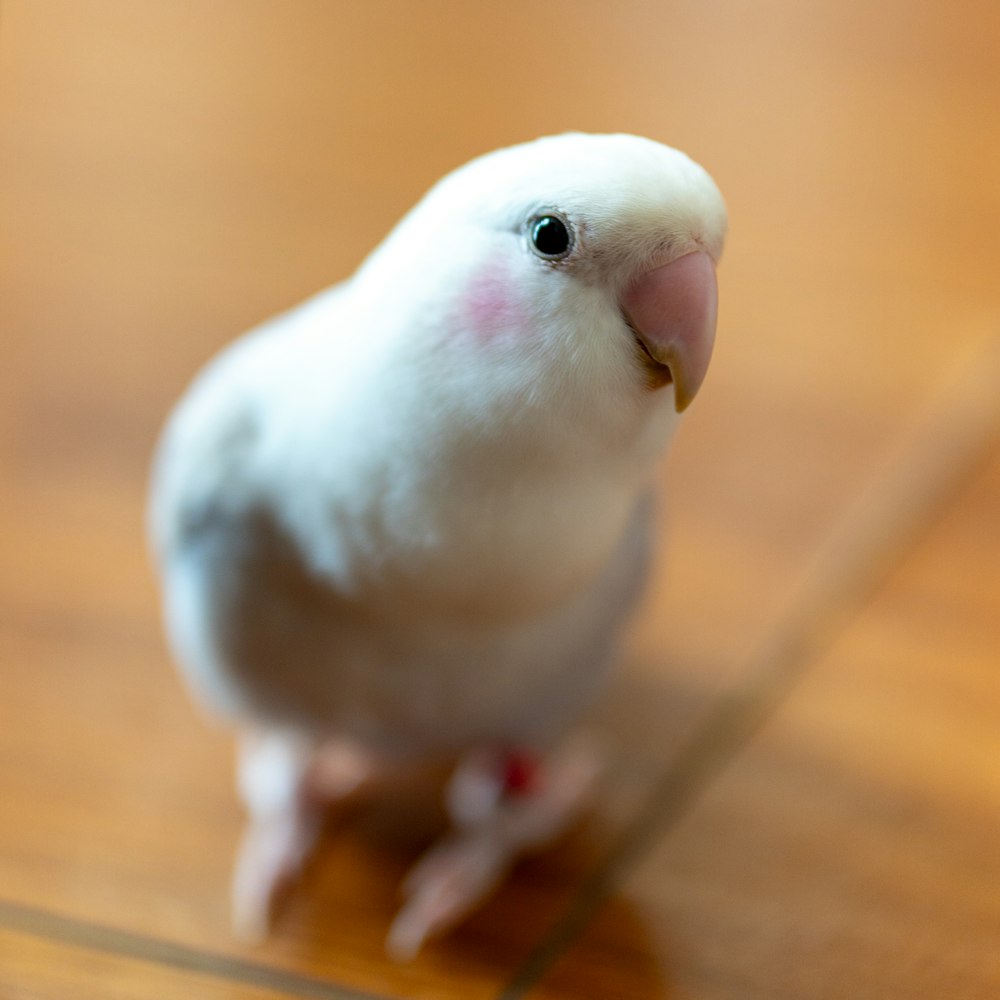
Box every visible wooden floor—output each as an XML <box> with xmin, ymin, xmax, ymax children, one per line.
<box><xmin>2</xmin><ymin>2</ymin><xmax>998</xmax><ymax>997</ymax></box>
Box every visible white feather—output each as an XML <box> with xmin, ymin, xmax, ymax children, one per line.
<box><xmin>149</xmin><ymin>132</ymin><xmax>727</xmax><ymax>757</ymax></box>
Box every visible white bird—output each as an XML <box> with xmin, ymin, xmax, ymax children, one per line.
<box><xmin>149</xmin><ymin>132</ymin><xmax>726</xmax><ymax>958</ymax></box>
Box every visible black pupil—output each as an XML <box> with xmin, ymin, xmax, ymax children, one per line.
<box><xmin>532</xmin><ymin>216</ymin><xmax>570</xmax><ymax>257</ymax></box>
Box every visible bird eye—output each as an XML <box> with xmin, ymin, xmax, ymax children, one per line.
<box><xmin>529</xmin><ymin>214</ymin><xmax>573</xmax><ymax>260</ymax></box>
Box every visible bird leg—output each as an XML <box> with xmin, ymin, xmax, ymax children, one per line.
<box><xmin>387</xmin><ymin>735</ymin><xmax>603</xmax><ymax>960</ymax></box>
<box><xmin>231</xmin><ymin>730</ymin><xmax>371</xmax><ymax>941</ymax></box>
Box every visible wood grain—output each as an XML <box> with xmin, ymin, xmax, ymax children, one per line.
<box><xmin>628</xmin><ymin>448</ymin><xmax>1000</xmax><ymax>1000</ymax></box>
<box><xmin>524</xmin><ymin>352</ymin><xmax>1000</xmax><ymax>999</ymax></box>
<box><xmin>0</xmin><ymin>922</ymin><xmax>343</xmax><ymax>1000</ymax></box>
<box><xmin>1</xmin><ymin>1</ymin><xmax>998</xmax><ymax>998</ymax></box>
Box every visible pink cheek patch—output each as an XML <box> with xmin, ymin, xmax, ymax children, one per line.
<box><xmin>459</xmin><ymin>263</ymin><xmax>530</xmax><ymax>345</ymax></box>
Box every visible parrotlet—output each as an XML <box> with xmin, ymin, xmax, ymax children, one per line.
<box><xmin>149</xmin><ymin>132</ymin><xmax>727</xmax><ymax>958</ymax></box>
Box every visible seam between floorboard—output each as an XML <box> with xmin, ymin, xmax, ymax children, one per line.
<box><xmin>496</xmin><ymin>334</ymin><xmax>1000</xmax><ymax>999</ymax></box>
<box><xmin>0</xmin><ymin>898</ymin><xmax>388</xmax><ymax>1000</ymax></box>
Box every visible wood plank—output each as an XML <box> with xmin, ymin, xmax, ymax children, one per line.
<box><xmin>525</xmin><ymin>442</ymin><xmax>1000</xmax><ymax>999</ymax></box>
<box><xmin>0</xmin><ymin>922</ymin><xmax>361</xmax><ymax>1000</ymax></box>
<box><xmin>0</xmin><ymin>588</ymin><xmax>655</xmax><ymax>999</ymax></box>
<box><xmin>0</xmin><ymin>626</ymin><xmax>607</xmax><ymax>998</ymax></box>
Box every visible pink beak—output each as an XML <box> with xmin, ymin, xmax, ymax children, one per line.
<box><xmin>620</xmin><ymin>250</ymin><xmax>718</xmax><ymax>412</ymax></box>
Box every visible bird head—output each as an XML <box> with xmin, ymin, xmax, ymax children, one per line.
<box><xmin>352</xmin><ymin>133</ymin><xmax>727</xmax><ymax>452</ymax></box>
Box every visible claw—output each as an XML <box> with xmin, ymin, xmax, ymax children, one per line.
<box><xmin>231</xmin><ymin>730</ymin><xmax>372</xmax><ymax>942</ymax></box>
<box><xmin>388</xmin><ymin>834</ymin><xmax>508</xmax><ymax>961</ymax></box>
<box><xmin>232</xmin><ymin>809</ymin><xmax>322</xmax><ymax>941</ymax></box>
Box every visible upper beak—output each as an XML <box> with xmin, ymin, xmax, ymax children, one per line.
<box><xmin>620</xmin><ymin>250</ymin><xmax>718</xmax><ymax>412</ymax></box>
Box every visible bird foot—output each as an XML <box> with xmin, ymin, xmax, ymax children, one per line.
<box><xmin>232</xmin><ymin>808</ymin><xmax>322</xmax><ymax>942</ymax></box>
<box><xmin>386</xmin><ymin>735</ymin><xmax>604</xmax><ymax>959</ymax></box>
<box><xmin>231</xmin><ymin>730</ymin><xmax>371</xmax><ymax>941</ymax></box>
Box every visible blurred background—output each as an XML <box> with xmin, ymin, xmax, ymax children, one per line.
<box><xmin>1</xmin><ymin>2</ymin><xmax>998</xmax><ymax>998</ymax></box>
